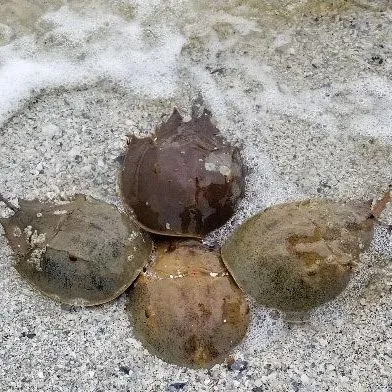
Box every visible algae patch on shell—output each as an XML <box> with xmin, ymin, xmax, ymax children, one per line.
<box><xmin>127</xmin><ymin>240</ymin><xmax>249</xmax><ymax>368</ymax></box>
<box><xmin>120</xmin><ymin>109</ymin><xmax>245</xmax><ymax>238</ymax></box>
<box><xmin>221</xmin><ymin>199</ymin><xmax>376</xmax><ymax>312</ymax></box>
<box><xmin>0</xmin><ymin>194</ymin><xmax>152</xmax><ymax>306</ymax></box>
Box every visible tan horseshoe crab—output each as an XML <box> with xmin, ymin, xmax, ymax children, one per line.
<box><xmin>221</xmin><ymin>194</ymin><xmax>391</xmax><ymax>313</ymax></box>
<box><xmin>120</xmin><ymin>109</ymin><xmax>245</xmax><ymax>238</ymax></box>
<box><xmin>0</xmin><ymin>194</ymin><xmax>152</xmax><ymax>306</ymax></box>
<box><xmin>126</xmin><ymin>240</ymin><xmax>249</xmax><ymax>368</ymax></box>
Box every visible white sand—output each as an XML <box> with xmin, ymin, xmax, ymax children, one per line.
<box><xmin>1</xmin><ymin>1</ymin><xmax>391</xmax><ymax>391</ymax></box>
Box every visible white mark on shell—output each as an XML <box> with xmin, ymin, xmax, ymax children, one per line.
<box><xmin>13</xmin><ymin>227</ymin><xmax>22</xmax><ymax>237</ymax></box>
<box><xmin>53</xmin><ymin>210</ymin><xmax>68</xmax><ymax>215</ymax></box>
<box><xmin>205</xmin><ymin>151</ymin><xmax>233</xmax><ymax>176</ymax></box>
<box><xmin>205</xmin><ymin>162</ymin><xmax>216</xmax><ymax>171</ymax></box>
<box><xmin>219</xmin><ymin>165</ymin><xmax>231</xmax><ymax>176</ymax></box>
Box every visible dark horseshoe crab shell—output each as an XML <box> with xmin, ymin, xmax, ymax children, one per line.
<box><xmin>126</xmin><ymin>240</ymin><xmax>249</xmax><ymax>368</ymax></box>
<box><xmin>120</xmin><ymin>109</ymin><xmax>245</xmax><ymax>238</ymax></box>
<box><xmin>221</xmin><ymin>199</ymin><xmax>377</xmax><ymax>312</ymax></box>
<box><xmin>0</xmin><ymin>195</ymin><xmax>152</xmax><ymax>306</ymax></box>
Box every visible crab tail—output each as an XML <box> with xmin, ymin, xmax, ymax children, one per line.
<box><xmin>0</xmin><ymin>194</ymin><xmax>18</xmax><ymax>212</ymax></box>
<box><xmin>371</xmin><ymin>186</ymin><xmax>392</xmax><ymax>219</ymax></box>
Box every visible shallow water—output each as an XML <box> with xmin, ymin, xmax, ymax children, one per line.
<box><xmin>1</xmin><ymin>1</ymin><xmax>392</xmax><ymax>391</ymax></box>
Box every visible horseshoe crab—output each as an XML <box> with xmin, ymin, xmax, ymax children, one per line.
<box><xmin>0</xmin><ymin>194</ymin><xmax>152</xmax><ymax>306</ymax></box>
<box><xmin>127</xmin><ymin>240</ymin><xmax>249</xmax><ymax>368</ymax></box>
<box><xmin>221</xmin><ymin>198</ymin><xmax>385</xmax><ymax>312</ymax></box>
<box><xmin>120</xmin><ymin>109</ymin><xmax>245</xmax><ymax>238</ymax></box>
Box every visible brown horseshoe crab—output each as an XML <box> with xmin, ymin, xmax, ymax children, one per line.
<box><xmin>126</xmin><ymin>240</ymin><xmax>249</xmax><ymax>368</ymax></box>
<box><xmin>120</xmin><ymin>109</ymin><xmax>245</xmax><ymax>238</ymax></box>
<box><xmin>0</xmin><ymin>194</ymin><xmax>152</xmax><ymax>306</ymax></box>
<box><xmin>221</xmin><ymin>196</ymin><xmax>390</xmax><ymax>313</ymax></box>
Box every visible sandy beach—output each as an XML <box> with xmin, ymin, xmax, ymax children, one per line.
<box><xmin>1</xmin><ymin>1</ymin><xmax>391</xmax><ymax>391</ymax></box>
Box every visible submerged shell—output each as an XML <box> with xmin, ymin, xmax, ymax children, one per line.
<box><xmin>127</xmin><ymin>240</ymin><xmax>249</xmax><ymax>368</ymax></box>
<box><xmin>0</xmin><ymin>195</ymin><xmax>152</xmax><ymax>306</ymax></box>
<box><xmin>221</xmin><ymin>199</ymin><xmax>375</xmax><ymax>312</ymax></box>
<box><xmin>120</xmin><ymin>109</ymin><xmax>245</xmax><ymax>238</ymax></box>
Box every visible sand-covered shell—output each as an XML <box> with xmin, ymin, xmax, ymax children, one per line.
<box><xmin>221</xmin><ymin>199</ymin><xmax>376</xmax><ymax>312</ymax></box>
<box><xmin>127</xmin><ymin>240</ymin><xmax>249</xmax><ymax>368</ymax></box>
<box><xmin>0</xmin><ymin>195</ymin><xmax>152</xmax><ymax>306</ymax></box>
<box><xmin>120</xmin><ymin>109</ymin><xmax>245</xmax><ymax>238</ymax></box>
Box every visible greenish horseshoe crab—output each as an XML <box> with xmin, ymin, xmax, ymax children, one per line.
<box><xmin>0</xmin><ymin>194</ymin><xmax>152</xmax><ymax>306</ymax></box>
<box><xmin>120</xmin><ymin>109</ymin><xmax>245</xmax><ymax>238</ymax></box>
<box><xmin>127</xmin><ymin>240</ymin><xmax>249</xmax><ymax>368</ymax></box>
<box><xmin>221</xmin><ymin>197</ymin><xmax>388</xmax><ymax>313</ymax></box>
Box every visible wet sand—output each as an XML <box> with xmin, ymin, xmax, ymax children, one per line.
<box><xmin>1</xmin><ymin>1</ymin><xmax>391</xmax><ymax>391</ymax></box>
